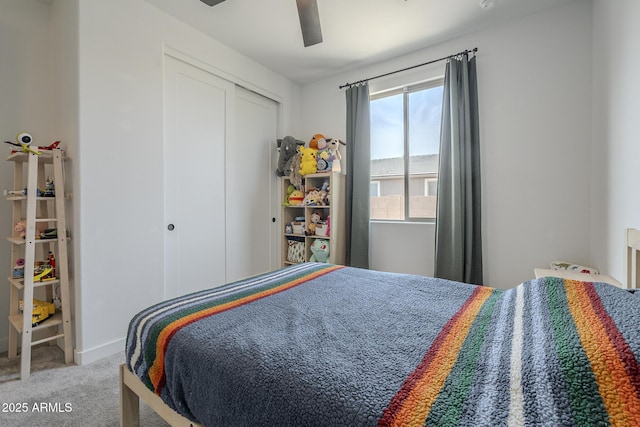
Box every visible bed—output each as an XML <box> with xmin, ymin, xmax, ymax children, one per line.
<box><xmin>120</xmin><ymin>230</ymin><xmax>640</xmax><ymax>427</ymax></box>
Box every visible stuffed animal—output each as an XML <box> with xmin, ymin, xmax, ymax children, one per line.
<box><xmin>304</xmin><ymin>188</ymin><xmax>324</xmax><ymax>206</ymax></box>
<box><xmin>315</xmin><ymin>134</ymin><xmax>334</xmax><ymax>171</ymax></box>
<box><xmin>316</xmin><ymin>149</ymin><xmax>330</xmax><ymax>171</ymax></box>
<box><xmin>310</xmin><ymin>210</ymin><xmax>323</xmax><ymax>224</ymax></box>
<box><xmin>14</xmin><ymin>220</ymin><xmax>26</xmax><ymax>238</ymax></box>
<box><xmin>309</xmin><ymin>134</ymin><xmax>327</xmax><ymax>150</ymax></box>
<box><xmin>306</xmin><ymin>209</ymin><xmax>323</xmax><ymax>235</ymax></box>
<box><xmin>309</xmin><ymin>239</ymin><xmax>330</xmax><ymax>263</ymax></box>
<box><xmin>306</xmin><ymin>224</ymin><xmax>316</xmax><ymax>236</ymax></box>
<box><xmin>288</xmin><ymin>189</ymin><xmax>304</xmax><ymax>206</ymax></box>
<box><xmin>326</xmin><ymin>138</ymin><xmax>345</xmax><ymax>173</ymax></box>
<box><xmin>313</xmin><ymin>181</ymin><xmax>329</xmax><ymax>205</ymax></box>
<box><xmin>276</xmin><ymin>136</ymin><xmax>305</xmax><ymax>177</ymax></box>
<box><xmin>282</xmin><ymin>184</ymin><xmax>295</xmax><ymax>207</ymax></box>
<box><xmin>288</xmin><ymin>151</ymin><xmax>302</xmax><ymax>189</ymax></box>
<box><xmin>299</xmin><ymin>146</ymin><xmax>318</xmax><ymax>176</ymax></box>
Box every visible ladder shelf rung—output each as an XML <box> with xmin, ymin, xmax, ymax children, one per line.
<box><xmin>7</xmin><ymin>236</ymin><xmax>70</xmax><ymax>245</ymax></box>
<box><xmin>8</xmin><ymin>311</ymin><xmax>63</xmax><ymax>334</ymax></box>
<box><xmin>5</xmin><ymin>150</ymin><xmax>60</xmax><ymax>163</ymax></box>
<box><xmin>31</xmin><ymin>333</ymin><xmax>66</xmax><ymax>347</ymax></box>
<box><xmin>4</xmin><ymin>195</ymin><xmax>71</xmax><ymax>201</ymax></box>
<box><xmin>7</xmin><ymin>277</ymin><xmax>60</xmax><ymax>290</ymax></box>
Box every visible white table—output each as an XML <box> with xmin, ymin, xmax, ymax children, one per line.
<box><xmin>534</xmin><ymin>268</ymin><xmax>623</xmax><ymax>288</ymax></box>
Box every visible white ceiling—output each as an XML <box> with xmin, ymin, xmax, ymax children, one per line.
<box><xmin>144</xmin><ymin>0</ymin><xmax>580</xmax><ymax>85</ymax></box>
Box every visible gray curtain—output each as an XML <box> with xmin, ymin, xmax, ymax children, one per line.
<box><xmin>434</xmin><ymin>53</ymin><xmax>483</xmax><ymax>285</ymax></box>
<box><xmin>345</xmin><ymin>84</ymin><xmax>371</xmax><ymax>268</ymax></box>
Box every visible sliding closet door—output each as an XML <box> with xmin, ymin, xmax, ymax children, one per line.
<box><xmin>226</xmin><ymin>87</ymin><xmax>279</xmax><ymax>282</ymax></box>
<box><xmin>163</xmin><ymin>56</ymin><xmax>232</xmax><ymax>298</ymax></box>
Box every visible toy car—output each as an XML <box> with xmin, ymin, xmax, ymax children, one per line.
<box><xmin>19</xmin><ymin>299</ymin><xmax>55</xmax><ymax>326</ymax></box>
<box><xmin>33</xmin><ymin>263</ymin><xmax>55</xmax><ymax>282</ymax></box>
<box><xmin>39</xmin><ymin>228</ymin><xmax>58</xmax><ymax>240</ymax></box>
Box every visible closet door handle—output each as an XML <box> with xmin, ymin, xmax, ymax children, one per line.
<box><xmin>167</xmin><ymin>224</ymin><xmax>175</xmax><ymax>231</ymax></box>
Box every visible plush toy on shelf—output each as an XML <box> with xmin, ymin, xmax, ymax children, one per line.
<box><xmin>276</xmin><ymin>136</ymin><xmax>305</xmax><ymax>177</ymax></box>
<box><xmin>288</xmin><ymin>150</ymin><xmax>302</xmax><ymax>189</ymax></box>
<box><xmin>14</xmin><ymin>220</ymin><xmax>26</xmax><ymax>238</ymax></box>
<box><xmin>326</xmin><ymin>138</ymin><xmax>345</xmax><ymax>173</ymax></box>
<box><xmin>288</xmin><ymin>189</ymin><xmax>304</xmax><ymax>206</ymax></box>
<box><xmin>310</xmin><ymin>210</ymin><xmax>323</xmax><ymax>225</ymax></box>
<box><xmin>299</xmin><ymin>146</ymin><xmax>318</xmax><ymax>176</ymax></box>
<box><xmin>306</xmin><ymin>209</ymin><xmax>323</xmax><ymax>235</ymax></box>
<box><xmin>310</xmin><ymin>134</ymin><xmax>343</xmax><ymax>172</ymax></box>
<box><xmin>309</xmin><ymin>134</ymin><xmax>327</xmax><ymax>150</ymax></box>
<box><xmin>309</xmin><ymin>238</ymin><xmax>330</xmax><ymax>263</ymax></box>
<box><xmin>282</xmin><ymin>184</ymin><xmax>295</xmax><ymax>207</ymax></box>
<box><xmin>316</xmin><ymin>149</ymin><xmax>331</xmax><ymax>171</ymax></box>
<box><xmin>321</xmin><ymin>180</ymin><xmax>330</xmax><ymax>200</ymax></box>
<box><xmin>304</xmin><ymin>187</ymin><xmax>324</xmax><ymax>206</ymax></box>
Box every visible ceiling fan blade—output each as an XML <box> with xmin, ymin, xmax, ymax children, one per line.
<box><xmin>200</xmin><ymin>0</ymin><xmax>226</xmax><ymax>6</ymax></box>
<box><xmin>296</xmin><ymin>0</ymin><xmax>323</xmax><ymax>47</ymax></box>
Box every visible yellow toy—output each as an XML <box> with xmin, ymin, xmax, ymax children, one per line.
<box><xmin>19</xmin><ymin>299</ymin><xmax>55</xmax><ymax>326</ymax></box>
<box><xmin>288</xmin><ymin>189</ymin><xmax>304</xmax><ymax>206</ymax></box>
<box><xmin>299</xmin><ymin>146</ymin><xmax>318</xmax><ymax>176</ymax></box>
<box><xmin>34</xmin><ymin>266</ymin><xmax>54</xmax><ymax>282</ymax></box>
<box><xmin>4</xmin><ymin>132</ymin><xmax>42</xmax><ymax>155</ymax></box>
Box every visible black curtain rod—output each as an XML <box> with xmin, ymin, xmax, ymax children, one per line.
<box><xmin>338</xmin><ymin>47</ymin><xmax>478</xmax><ymax>90</ymax></box>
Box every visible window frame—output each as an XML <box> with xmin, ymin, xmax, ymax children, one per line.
<box><xmin>370</xmin><ymin>77</ymin><xmax>444</xmax><ymax>223</ymax></box>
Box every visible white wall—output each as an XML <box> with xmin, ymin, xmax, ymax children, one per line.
<box><xmin>0</xmin><ymin>0</ymin><xmax>302</xmax><ymax>361</ymax></box>
<box><xmin>301</xmin><ymin>1</ymin><xmax>594</xmax><ymax>288</ymax></box>
<box><xmin>0</xmin><ymin>0</ymin><xmax>59</xmax><ymax>353</ymax></box>
<box><xmin>591</xmin><ymin>0</ymin><xmax>640</xmax><ymax>284</ymax></box>
<box><xmin>71</xmin><ymin>0</ymin><xmax>302</xmax><ymax>363</ymax></box>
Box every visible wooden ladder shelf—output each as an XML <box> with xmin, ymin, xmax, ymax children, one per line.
<box><xmin>5</xmin><ymin>148</ymin><xmax>73</xmax><ymax>380</ymax></box>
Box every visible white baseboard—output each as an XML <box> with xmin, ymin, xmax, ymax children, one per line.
<box><xmin>74</xmin><ymin>337</ymin><xmax>125</xmax><ymax>365</ymax></box>
<box><xmin>0</xmin><ymin>335</ymin><xmax>123</xmax><ymax>368</ymax></box>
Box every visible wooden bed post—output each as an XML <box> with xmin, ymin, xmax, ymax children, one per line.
<box><xmin>120</xmin><ymin>364</ymin><xmax>140</xmax><ymax>427</ymax></box>
<box><xmin>119</xmin><ymin>364</ymin><xmax>204</xmax><ymax>427</ymax></box>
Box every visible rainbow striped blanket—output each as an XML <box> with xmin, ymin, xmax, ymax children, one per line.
<box><xmin>125</xmin><ymin>263</ymin><xmax>640</xmax><ymax>426</ymax></box>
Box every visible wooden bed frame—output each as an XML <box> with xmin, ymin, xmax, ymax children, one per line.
<box><xmin>120</xmin><ymin>228</ymin><xmax>640</xmax><ymax>426</ymax></box>
<box><xmin>120</xmin><ymin>363</ymin><xmax>203</xmax><ymax>427</ymax></box>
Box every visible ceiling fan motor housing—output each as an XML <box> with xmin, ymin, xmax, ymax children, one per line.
<box><xmin>200</xmin><ymin>0</ymin><xmax>226</xmax><ymax>7</ymax></box>
<box><xmin>200</xmin><ymin>0</ymin><xmax>323</xmax><ymax>47</ymax></box>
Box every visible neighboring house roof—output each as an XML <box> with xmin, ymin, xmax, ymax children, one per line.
<box><xmin>371</xmin><ymin>154</ymin><xmax>439</xmax><ymax>177</ymax></box>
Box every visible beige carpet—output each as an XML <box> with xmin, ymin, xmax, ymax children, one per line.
<box><xmin>0</xmin><ymin>345</ymin><xmax>169</xmax><ymax>426</ymax></box>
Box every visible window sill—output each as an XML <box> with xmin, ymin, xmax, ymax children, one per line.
<box><xmin>370</xmin><ymin>220</ymin><xmax>436</xmax><ymax>226</ymax></box>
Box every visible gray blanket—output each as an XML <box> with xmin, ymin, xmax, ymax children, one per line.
<box><xmin>126</xmin><ymin>262</ymin><xmax>640</xmax><ymax>426</ymax></box>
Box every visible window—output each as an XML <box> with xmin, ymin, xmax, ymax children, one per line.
<box><xmin>370</xmin><ymin>181</ymin><xmax>380</xmax><ymax>197</ymax></box>
<box><xmin>425</xmin><ymin>178</ymin><xmax>438</xmax><ymax>197</ymax></box>
<box><xmin>370</xmin><ymin>79</ymin><xmax>444</xmax><ymax>221</ymax></box>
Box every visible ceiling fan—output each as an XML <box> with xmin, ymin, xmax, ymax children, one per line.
<box><xmin>200</xmin><ymin>0</ymin><xmax>323</xmax><ymax>47</ymax></box>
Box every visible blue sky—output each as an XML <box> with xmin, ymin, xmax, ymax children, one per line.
<box><xmin>370</xmin><ymin>85</ymin><xmax>443</xmax><ymax>160</ymax></box>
